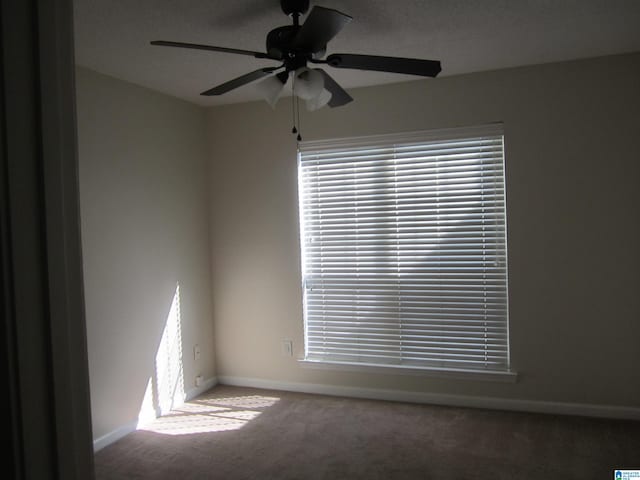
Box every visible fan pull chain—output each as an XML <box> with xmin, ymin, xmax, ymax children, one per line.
<box><xmin>291</xmin><ymin>74</ymin><xmax>297</xmax><ymax>134</ymax></box>
<box><xmin>296</xmin><ymin>96</ymin><xmax>302</xmax><ymax>142</ymax></box>
<box><xmin>291</xmin><ymin>74</ymin><xmax>302</xmax><ymax>141</ymax></box>
<box><xmin>291</xmin><ymin>97</ymin><xmax>297</xmax><ymax>134</ymax></box>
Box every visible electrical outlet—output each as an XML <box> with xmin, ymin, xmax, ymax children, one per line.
<box><xmin>195</xmin><ymin>375</ymin><xmax>203</xmax><ymax>387</ymax></box>
<box><xmin>282</xmin><ymin>339</ymin><xmax>293</xmax><ymax>357</ymax></box>
<box><xmin>194</xmin><ymin>344</ymin><xmax>201</xmax><ymax>361</ymax></box>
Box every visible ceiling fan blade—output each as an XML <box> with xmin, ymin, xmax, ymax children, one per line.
<box><xmin>201</xmin><ymin>67</ymin><xmax>282</xmax><ymax>96</ymax></box>
<box><xmin>318</xmin><ymin>70</ymin><xmax>353</xmax><ymax>107</ymax></box>
<box><xmin>292</xmin><ymin>6</ymin><xmax>352</xmax><ymax>53</ymax></box>
<box><xmin>326</xmin><ymin>54</ymin><xmax>441</xmax><ymax>77</ymax></box>
<box><xmin>151</xmin><ymin>40</ymin><xmax>277</xmax><ymax>60</ymax></box>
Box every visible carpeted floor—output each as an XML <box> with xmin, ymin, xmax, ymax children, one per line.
<box><xmin>94</xmin><ymin>385</ymin><xmax>640</xmax><ymax>479</ymax></box>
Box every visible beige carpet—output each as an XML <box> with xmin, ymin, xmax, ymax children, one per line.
<box><xmin>94</xmin><ymin>385</ymin><xmax>640</xmax><ymax>479</ymax></box>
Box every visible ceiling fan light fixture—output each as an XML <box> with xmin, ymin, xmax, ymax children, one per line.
<box><xmin>256</xmin><ymin>73</ymin><xmax>287</xmax><ymax>108</ymax></box>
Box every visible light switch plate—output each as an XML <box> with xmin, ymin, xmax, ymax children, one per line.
<box><xmin>282</xmin><ymin>339</ymin><xmax>293</xmax><ymax>357</ymax></box>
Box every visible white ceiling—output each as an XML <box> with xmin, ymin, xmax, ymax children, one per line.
<box><xmin>74</xmin><ymin>0</ymin><xmax>640</xmax><ymax>106</ymax></box>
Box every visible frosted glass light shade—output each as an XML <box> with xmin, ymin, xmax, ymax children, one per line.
<box><xmin>294</xmin><ymin>67</ymin><xmax>323</xmax><ymax>100</ymax></box>
<box><xmin>306</xmin><ymin>88</ymin><xmax>332</xmax><ymax>111</ymax></box>
<box><xmin>255</xmin><ymin>74</ymin><xmax>286</xmax><ymax>108</ymax></box>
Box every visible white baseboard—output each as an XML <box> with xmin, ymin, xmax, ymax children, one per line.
<box><xmin>217</xmin><ymin>375</ymin><xmax>640</xmax><ymax>421</ymax></box>
<box><xmin>93</xmin><ymin>376</ymin><xmax>218</xmax><ymax>452</ymax></box>
<box><xmin>93</xmin><ymin>420</ymin><xmax>138</xmax><ymax>452</ymax></box>
<box><xmin>185</xmin><ymin>376</ymin><xmax>218</xmax><ymax>401</ymax></box>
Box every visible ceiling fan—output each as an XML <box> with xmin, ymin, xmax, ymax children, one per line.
<box><xmin>151</xmin><ymin>0</ymin><xmax>441</xmax><ymax>105</ymax></box>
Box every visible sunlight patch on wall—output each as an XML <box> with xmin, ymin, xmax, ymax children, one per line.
<box><xmin>138</xmin><ymin>394</ymin><xmax>280</xmax><ymax>435</ymax></box>
<box><xmin>156</xmin><ymin>283</ymin><xmax>185</xmax><ymax>414</ymax></box>
<box><xmin>137</xmin><ymin>377</ymin><xmax>157</xmax><ymax>426</ymax></box>
<box><xmin>137</xmin><ymin>283</ymin><xmax>186</xmax><ymax>428</ymax></box>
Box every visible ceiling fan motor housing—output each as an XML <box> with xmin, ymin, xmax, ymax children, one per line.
<box><xmin>281</xmin><ymin>0</ymin><xmax>310</xmax><ymax>16</ymax></box>
<box><xmin>266</xmin><ymin>25</ymin><xmax>314</xmax><ymax>72</ymax></box>
<box><xmin>266</xmin><ymin>25</ymin><xmax>298</xmax><ymax>59</ymax></box>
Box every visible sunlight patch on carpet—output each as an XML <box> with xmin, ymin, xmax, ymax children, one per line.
<box><xmin>138</xmin><ymin>394</ymin><xmax>280</xmax><ymax>435</ymax></box>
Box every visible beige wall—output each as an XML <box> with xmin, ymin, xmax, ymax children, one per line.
<box><xmin>207</xmin><ymin>53</ymin><xmax>640</xmax><ymax>407</ymax></box>
<box><xmin>76</xmin><ymin>67</ymin><xmax>214</xmax><ymax>440</ymax></box>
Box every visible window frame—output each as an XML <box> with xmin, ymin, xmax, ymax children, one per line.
<box><xmin>297</xmin><ymin>124</ymin><xmax>515</xmax><ymax>381</ymax></box>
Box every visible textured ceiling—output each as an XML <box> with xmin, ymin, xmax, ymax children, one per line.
<box><xmin>74</xmin><ymin>0</ymin><xmax>640</xmax><ymax>106</ymax></box>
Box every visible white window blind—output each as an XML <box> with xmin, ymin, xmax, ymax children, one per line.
<box><xmin>297</xmin><ymin>125</ymin><xmax>509</xmax><ymax>373</ymax></box>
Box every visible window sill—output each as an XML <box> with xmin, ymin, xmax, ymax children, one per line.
<box><xmin>299</xmin><ymin>359</ymin><xmax>518</xmax><ymax>383</ymax></box>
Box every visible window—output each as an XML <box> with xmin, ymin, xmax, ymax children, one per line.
<box><xmin>297</xmin><ymin>124</ymin><xmax>509</xmax><ymax>375</ymax></box>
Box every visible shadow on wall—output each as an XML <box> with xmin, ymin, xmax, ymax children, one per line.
<box><xmin>137</xmin><ymin>282</ymin><xmax>186</xmax><ymax>426</ymax></box>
